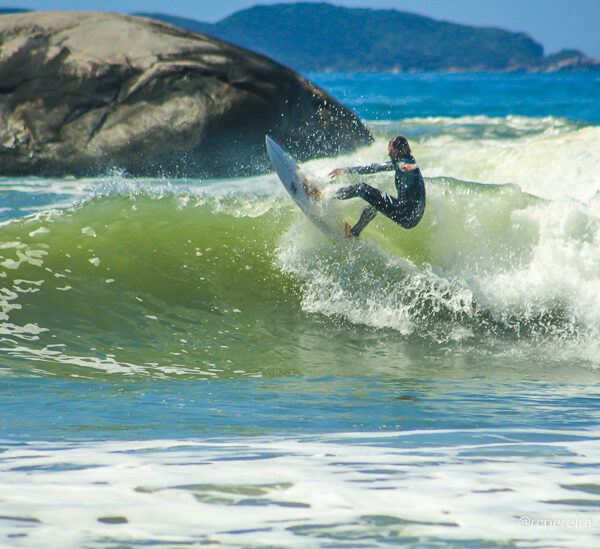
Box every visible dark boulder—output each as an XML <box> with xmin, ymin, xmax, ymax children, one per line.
<box><xmin>0</xmin><ymin>11</ymin><xmax>372</xmax><ymax>178</ymax></box>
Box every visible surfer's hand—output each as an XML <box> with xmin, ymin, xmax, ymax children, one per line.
<box><xmin>401</xmin><ymin>163</ymin><xmax>417</xmax><ymax>172</ymax></box>
<box><xmin>329</xmin><ymin>168</ymin><xmax>347</xmax><ymax>179</ymax></box>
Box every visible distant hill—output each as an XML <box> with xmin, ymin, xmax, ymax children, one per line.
<box><xmin>0</xmin><ymin>8</ymin><xmax>28</xmax><ymax>15</ymax></box>
<box><xmin>1</xmin><ymin>4</ymin><xmax>597</xmax><ymax>73</ymax></box>
<box><xmin>538</xmin><ymin>49</ymin><xmax>600</xmax><ymax>72</ymax></box>
<box><xmin>138</xmin><ymin>2</ymin><xmax>599</xmax><ymax>73</ymax></box>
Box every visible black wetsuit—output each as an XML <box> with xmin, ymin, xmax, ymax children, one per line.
<box><xmin>335</xmin><ymin>155</ymin><xmax>426</xmax><ymax>237</ymax></box>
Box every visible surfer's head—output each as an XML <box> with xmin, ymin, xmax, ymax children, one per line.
<box><xmin>388</xmin><ymin>136</ymin><xmax>411</xmax><ymax>161</ymax></box>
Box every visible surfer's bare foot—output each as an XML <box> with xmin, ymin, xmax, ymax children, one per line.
<box><xmin>344</xmin><ymin>222</ymin><xmax>356</xmax><ymax>239</ymax></box>
<box><xmin>303</xmin><ymin>177</ymin><xmax>321</xmax><ymax>200</ymax></box>
<box><xmin>329</xmin><ymin>168</ymin><xmax>347</xmax><ymax>179</ymax></box>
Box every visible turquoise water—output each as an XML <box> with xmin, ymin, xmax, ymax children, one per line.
<box><xmin>1</xmin><ymin>73</ymin><xmax>599</xmax><ymax>547</ymax></box>
<box><xmin>310</xmin><ymin>72</ymin><xmax>600</xmax><ymax>123</ymax></box>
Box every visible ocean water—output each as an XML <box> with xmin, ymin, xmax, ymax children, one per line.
<box><xmin>1</xmin><ymin>73</ymin><xmax>599</xmax><ymax>548</ymax></box>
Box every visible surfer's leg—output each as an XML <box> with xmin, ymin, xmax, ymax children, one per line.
<box><xmin>336</xmin><ymin>183</ymin><xmax>395</xmax><ymax>237</ymax></box>
<box><xmin>344</xmin><ymin>183</ymin><xmax>398</xmax><ymax>216</ymax></box>
<box><xmin>336</xmin><ymin>182</ymin><xmax>417</xmax><ymax>233</ymax></box>
<box><xmin>355</xmin><ymin>185</ymin><xmax>423</xmax><ymax>229</ymax></box>
<box><xmin>335</xmin><ymin>183</ymin><xmax>370</xmax><ymax>200</ymax></box>
<box><xmin>350</xmin><ymin>205</ymin><xmax>377</xmax><ymax>237</ymax></box>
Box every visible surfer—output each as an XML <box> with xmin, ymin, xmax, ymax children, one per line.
<box><xmin>329</xmin><ymin>136</ymin><xmax>425</xmax><ymax>238</ymax></box>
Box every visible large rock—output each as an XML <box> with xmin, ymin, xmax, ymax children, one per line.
<box><xmin>0</xmin><ymin>11</ymin><xmax>372</xmax><ymax>178</ymax></box>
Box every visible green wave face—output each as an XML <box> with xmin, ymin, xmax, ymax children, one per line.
<box><xmin>0</xmin><ymin>189</ymin><xmax>304</xmax><ymax>379</ymax></box>
<box><xmin>2</xmin><ymin>161</ymin><xmax>600</xmax><ymax>379</ymax></box>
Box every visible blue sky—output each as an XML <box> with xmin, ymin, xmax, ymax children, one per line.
<box><xmin>15</xmin><ymin>0</ymin><xmax>600</xmax><ymax>58</ymax></box>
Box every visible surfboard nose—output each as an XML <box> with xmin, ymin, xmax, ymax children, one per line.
<box><xmin>265</xmin><ymin>135</ymin><xmax>283</xmax><ymax>161</ymax></box>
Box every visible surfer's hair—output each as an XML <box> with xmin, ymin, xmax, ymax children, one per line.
<box><xmin>390</xmin><ymin>136</ymin><xmax>411</xmax><ymax>156</ymax></box>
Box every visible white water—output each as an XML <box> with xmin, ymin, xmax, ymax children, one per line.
<box><xmin>1</xmin><ymin>432</ymin><xmax>598</xmax><ymax>548</ymax></box>
<box><xmin>273</xmin><ymin>117</ymin><xmax>600</xmax><ymax>363</ymax></box>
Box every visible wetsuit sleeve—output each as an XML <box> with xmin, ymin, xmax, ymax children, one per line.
<box><xmin>346</xmin><ymin>161</ymin><xmax>395</xmax><ymax>175</ymax></box>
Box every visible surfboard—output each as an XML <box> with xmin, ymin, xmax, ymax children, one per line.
<box><xmin>265</xmin><ymin>136</ymin><xmax>346</xmax><ymax>238</ymax></box>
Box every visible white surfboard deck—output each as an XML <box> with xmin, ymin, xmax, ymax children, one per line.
<box><xmin>265</xmin><ymin>136</ymin><xmax>346</xmax><ymax>238</ymax></box>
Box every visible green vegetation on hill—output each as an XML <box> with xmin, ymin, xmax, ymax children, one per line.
<box><xmin>139</xmin><ymin>2</ymin><xmax>546</xmax><ymax>72</ymax></box>
<box><xmin>538</xmin><ymin>48</ymin><xmax>600</xmax><ymax>72</ymax></box>
<box><xmin>0</xmin><ymin>8</ymin><xmax>28</xmax><ymax>14</ymax></box>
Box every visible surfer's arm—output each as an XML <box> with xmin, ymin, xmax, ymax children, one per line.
<box><xmin>329</xmin><ymin>162</ymin><xmax>394</xmax><ymax>178</ymax></box>
<box><xmin>348</xmin><ymin>161</ymin><xmax>395</xmax><ymax>175</ymax></box>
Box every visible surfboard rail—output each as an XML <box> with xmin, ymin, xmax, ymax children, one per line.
<box><xmin>266</xmin><ymin>136</ymin><xmax>346</xmax><ymax>238</ymax></box>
